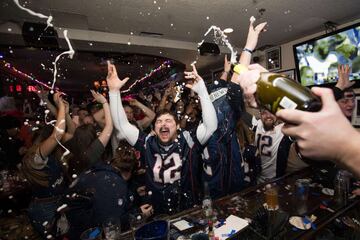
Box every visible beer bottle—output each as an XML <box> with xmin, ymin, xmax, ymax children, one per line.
<box><xmin>202</xmin><ymin>182</ymin><xmax>213</xmax><ymax>219</ymax></box>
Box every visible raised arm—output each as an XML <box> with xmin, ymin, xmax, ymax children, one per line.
<box><xmin>333</xmin><ymin>64</ymin><xmax>353</xmax><ymax>100</ymax></box>
<box><xmin>36</xmin><ymin>89</ymin><xmax>57</xmax><ymax>117</ymax></box>
<box><xmin>61</xmin><ymin>100</ymin><xmax>76</xmax><ymax>142</ymax></box>
<box><xmin>158</xmin><ymin>84</ymin><xmax>174</xmax><ymax>111</ymax></box>
<box><xmin>93</xmin><ymin>108</ymin><xmax>105</xmax><ymax>129</ymax></box>
<box><xmin>35</xmin><ymin>93</ymin><xmax>66</xmax><ymax>168</ymax></box>
<box><xmin>184</xmin><ymin>64</ymin><xmax>217</xmax><ymax>145</ymax></box>
<box><xmin>106</xmin><ymin>61</ymin><xmax>139</xmax><ymax>146</ymax></box>
<box><xmin>220</xmin><ymin>55</ymin><xmax>232</xmax><ymax>81</ymax></box>
<box><xmin>238</xmin><ymin>16</ymin><xmax>267</xmax><ymax>66</ymax></box>
<box><xmin>129</xmin><ymin>99</ymin><xmax>155</xmax><ymax>129</ymax></box>
<box><xmin>90</xmin><ymin>90</ymin><xmax>113</xmax><ymax>147</ymax></box>
<box><xmin>229</xmin><ymin>17</ymin><xmax>267</xmax><ymax>109</ymax></box>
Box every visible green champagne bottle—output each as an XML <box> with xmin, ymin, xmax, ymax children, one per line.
<box><xmin>233</xmin><ymin>64</ymin><xmax>321</xmax><ymax>113</ymax></box>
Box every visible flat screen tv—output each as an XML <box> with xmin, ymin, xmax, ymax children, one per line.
<box><xmin>293</xmin><ymin>22</ymin><xmax>360</xmax><ymax>87</ymax></box>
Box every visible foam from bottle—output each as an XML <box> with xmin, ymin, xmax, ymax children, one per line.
<box><xmin>200</xmin><ymin>26</ymin><xmax>238</xmax><ymax>63</ymax></box>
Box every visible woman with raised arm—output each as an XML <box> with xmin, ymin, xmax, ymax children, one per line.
<box><xmin>20</xmin><ymin>92</ymin><xmax>67</xmax><ymax>237</ymax></box>
<box><xmin>65</xmin><ymin>90</ymin><xmax>113</xmax><ymax>175</ymax></box>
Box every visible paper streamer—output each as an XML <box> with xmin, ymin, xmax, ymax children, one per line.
<box><xmin>51</xmin><ymin>30</ymin><xmax>75</xmax><ymax>90</ymax></box>
<box><xmin>13</xmin><ymin>0</ymin><xmax>53</xmax><ymax>28</ymax></box>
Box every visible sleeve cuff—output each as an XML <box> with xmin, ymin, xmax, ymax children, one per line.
<box><xmin>109</xmin><ymin>90</ymin><xmax>120</xmax><ymax>96</ymax></box>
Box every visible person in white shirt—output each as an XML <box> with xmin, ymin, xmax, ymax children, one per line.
<box><xmin>254</xmin><ymin>109</ymin><xmax>291</xmax><ymax>183</ymax></box>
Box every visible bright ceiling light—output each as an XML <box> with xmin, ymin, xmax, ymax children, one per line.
<box><xmin>224</xmin><ymin>28</ymin><xmax>234</xmax><ymax>33</ymax></box>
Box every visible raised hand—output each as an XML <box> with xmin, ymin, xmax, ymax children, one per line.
<box><xmin>90</xmin><ymin>90</ymin><xmax>107</xmax><ymax>104</ymax></box>
<box><xmin>106</xmin><ymin>61</ymin><xmax>130</xmax><ymax>91</ymax></box>
<box><xmin>53</xmin><ymin>92</ymin><xmax>65</xmax><ymax>108</ymax></box>
<box><xmin>164</xmin><ymin>86</ymin><xmax>172</xmax><ymax>97</ymax></box>
<box><xmin>35</xmin><ymin>86</ymin><xmax>49</xmax><ymax>101</ymax></box>
<box><xmin>244</xmin><ymin>16</ymin><xmax>267</xmax><ymax>51</ymax></box>
<box><xmin>336</xmin><ymin>64</ymin><xmax>354</xmax><ymax>90</ymax></box>
<box><xmin>128</xmin><ymin>98</ymin><xmax>139</xmax><ymax>106</ymax></box>
<box><xmin>154</xmin><ymin>89</ymin><xmax>162</xmax><ymax>100</ymax></box>
<box><xmin>184</xmin><ymin>63</ymin><xmax>206</xmax><ymax>94</ymax></box>
<box><xmin>224</xmin><ymin>54</ymin><xmax>232</xmax><ymax>73</ymax></box>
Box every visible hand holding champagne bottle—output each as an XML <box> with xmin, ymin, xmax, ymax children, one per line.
<box><xmin>231</xmin><ymin>63</ymin><xmax>321</xmax><ymax>113</ymax></box>
<box><xmin>231</xmin><ymin>63</ymin><xmax>266</xmax><ymax>108</ymax></box>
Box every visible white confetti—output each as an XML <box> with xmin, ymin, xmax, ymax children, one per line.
<box><xmin>57</xmin><ymin>204</ymin><xmax>68</xmax><ymax>212</ymax></box>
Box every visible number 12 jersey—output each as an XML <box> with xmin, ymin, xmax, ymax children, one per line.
<box><xmin>134</xmin><ymin>130</ymin><xmax>203</xmax><ymax>215</ymax></box>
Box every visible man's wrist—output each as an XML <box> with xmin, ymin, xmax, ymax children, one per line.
<box><xmin>244</xmin><ymin>44</ymin><xmax>255</xmax><ymax>51</ymax></box>
<box><xmin>242</xmin><ymin>47</ymin><xmax>253</xmax><ymax>54</ymax></box>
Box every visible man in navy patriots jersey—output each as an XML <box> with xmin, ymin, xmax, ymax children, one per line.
<box><xmin>202</xmin><ymin>56</ymin><xmax>245</xmax><ymax>199</ymax></box>
<box><xmin>202</xmin><ymin>17</ymin><xmax>267</xmax><ymax>198</ymax></box>
<box><xmin>107</xmin><ymin>62</ymin><xmax>217</xmax><ymax>215</ymax></box>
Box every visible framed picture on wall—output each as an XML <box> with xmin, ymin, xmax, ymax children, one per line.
<box><xmin>352</xmin><ymin>94</ymin><xmax>360</xmax><ymax>128</ymax></box>
<box><xmin>276</xmin><ymin>69</ymin><xmax>296</xmax><ymax>82</ymax></box>
<box><xmin>266</xmin><ymin>47</ymin><xmax>281</xmax><ymax>71</ymax></box>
